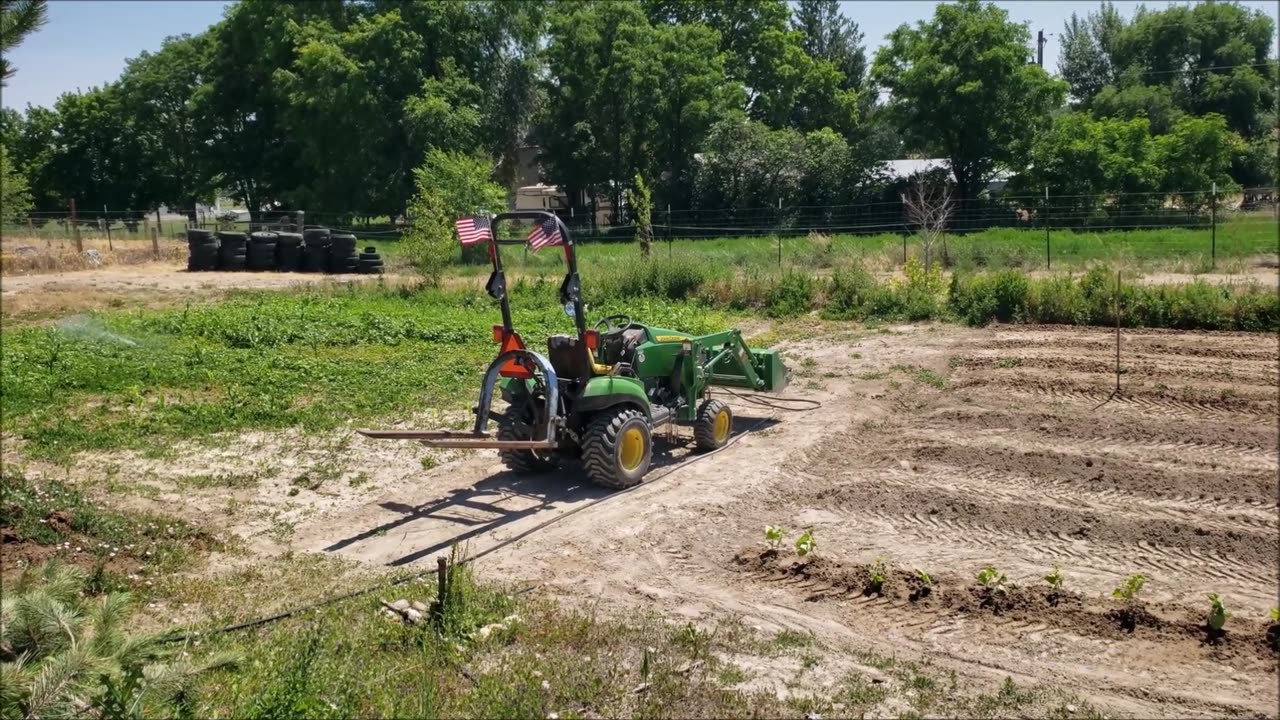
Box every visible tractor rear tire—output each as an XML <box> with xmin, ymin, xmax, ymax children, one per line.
<box><xmin>497</xmin><ymin>419</ymin><xmax>556</xmax><ymax>474</ymax></box>
<box><xmin>581</xmin><ymin>407</ymin><xmax>651</xmax><ymax>489</ymax></box>
<box><xmin>693</xmin><ymin>399</ymin><xmax>733</xmax><ymax>451</ymax></box>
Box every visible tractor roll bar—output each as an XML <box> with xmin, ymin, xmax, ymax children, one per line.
<box><xmin>474</xmin><ymin>348</ymin><xmax>560</xmax><ymax>441</ymax></box>
<box><xmin>483</xmin><ymin>211</ymin><xmax>586</xmax><ymax>343</ymax></box>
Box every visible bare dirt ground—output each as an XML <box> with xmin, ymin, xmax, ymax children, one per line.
<box><xmin>45</xmin><ymin>322</ymin><xmax>1279</xmax><ymax>717</ymax></box>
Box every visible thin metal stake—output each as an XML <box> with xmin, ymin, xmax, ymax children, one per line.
<box><xmin>1114</xmin><ymin>270</ymin><xmax>1121</xmax><ymax>395</ymax></box>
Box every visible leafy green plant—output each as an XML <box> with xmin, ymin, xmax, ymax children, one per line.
<box><xmin>794</xmin><ymin>528</ymin><xmax>816</xmax><ymax>558</ymax></box>
<box><xmin>1111</xmin><ymin>574</ymin><xmax>1146</xmax><ymax>603</ymax></box>
<box><xmin>1043</xmin><ymin>566</ymin><xmax>1064</xmax><ymax>591</ymax></box>
<box><xmin>975</xmin><ymin>566</ymin><xmax>1006</xmax><ymax>591</ymax></box>
<box><xmin>914</xmin><ymin>569</ymin><xmax>932</xmax><ymax>586</ymax></box>
<box><xmin>1206</xmin><ymin>593</ymin><xmax>1229</xmax><ymax>631</ymax></box>
<box><xmin>1270</xmin><ymin>608</ymin><xmax>1279</xmax><ymax>623</ymax></box>
<box><xmin>763</xmin><ymin>525</ymin><xmax>785</xmax><ymax>549</ymax></box>
<box><xmin>866</xmin><ymin>559</ymin><xmax>887</xmax><ymax>594</ymax></box>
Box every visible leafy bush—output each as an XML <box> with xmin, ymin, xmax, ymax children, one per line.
<box><xmin>765</xmin><ymin>272</ymin><xmax>816</xmax><ymax>318</ymax></box>
<box><xmin>402</xmin><ymin>150</ymin><xmax>506</xmax><ymax>283</ymax></box>
<box><xmin>821</xmin><ymin>264</ymin><xmax>877</xmax><ymax>320</ymax></box>
<box><xmin>949</xmin><ymin>271</ymin><xmax>1029</xmax><ymax>325</ymax></box>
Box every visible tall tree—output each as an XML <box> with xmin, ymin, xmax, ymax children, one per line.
<box><xmin>651</xmin><ymin>22</ymin><xmax>743</xmax><ymax>208</ymax></box>
<box><xmin>791</xmin><ymin>0</ymin><xmax>866</xmax><ymax>92</ymax></box>
<box><xmin>871</xmin><ymin>0</ymin><xmax>1067</xmax><ymax>200</ymax></box>
<box><xmin>117</xmin><ymin>34</ymin><xmax>213</xmax><ymax>218</ymax></box>
<box><xmin>0</xmin><ymin>0</ymin><xmax>47</xmax><ymax>85</ymax></box>
<box><xmin>540</xmin><ymin>1</ymin><xmax>660</xmax><ymax>221</ymax></box>
<box><xmin>1058</xmin><ymin>2</ymin><xmax>1126</xmax><ymax>105</ymax></box>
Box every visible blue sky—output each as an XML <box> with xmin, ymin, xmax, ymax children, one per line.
<box><xmin>2</xmin><ymin>1</ymin><xmax>1277</xmax><ymax>111</ymax></box>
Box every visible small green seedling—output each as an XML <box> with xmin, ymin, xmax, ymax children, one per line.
<box><xmin>1043</xmin><ymin>566</ymin><xmax>1064</xmax><ymax>591</ymax></box>
<box><xmin>914</xmin><ymin>569</ymin><xmax>933</xmax><ymax>586</ymax></box>
<box><xmin>764</xmin><ymin>525</ymin><xmax>785</xmax><ymax>548</ymax></box>
<box><xmin>795</xmin><ymin>528</ymin><xmax>816</xmax><ymax>557</ymax></box>
<box><xmin>866</xmin><ymin>559</ymin><xmax>887</xmax><ymax>593</ymax></box>
<box><xmin>1207</xmin><ymin>593</ymin><xmax>1229</xmax><ymax>631</ymax></box>
<box><xmin>1270</xmin><ymin>608</ymin><xmax>1279</xmax><ymax>623</ymax></box>
<box><xmin>976</xmin><ymin>566</ymin><xmax>1006</xmax><ymax>591</ymax></box>
<box><xmin>1112</xmin><ymin>574</ymin><xmax>1146</xmax><ymax>603</ymax></box>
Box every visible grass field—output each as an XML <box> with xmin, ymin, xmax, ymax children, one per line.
<box><xmin>2</xmin><ymin>215</ymin><xmax>1277</xmax><ymax>719</ymax></box>
<box><xmin>457</xmin><ymin>215</ymin><xmax>1279</xmax><ymax>276</ymax></box>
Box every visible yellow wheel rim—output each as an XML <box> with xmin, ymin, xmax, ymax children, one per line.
<box><xmin>619</xmin><ymin>427</ymin><xmax>645</xmax><ymax>471</ymax></box>
<box><xmin>713</xmin><ymin>409</ymin><xmax>730</xmax><ymax>443</ymax></box>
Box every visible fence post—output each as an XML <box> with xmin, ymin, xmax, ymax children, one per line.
<box><xmin>104</xmin><ymin>205</ymin><xmax>113</xmax><ymax>250</ymax></box>
<box><xmin>155</xmin><ymin>208</ymin><xmax>163</xmax><ymax>239</ymax></box>
<box><xmin>776</xmin><ymin>197</ymin><xmax>783</xmax><ymax>267</ymax></box>
<box><xmin>1044</xmin><ymin>186</ymin><xmax>1050</xmax><ymax>270</ymax></box>
<box><xmin>666</xmin><ymin>204</ymin><xmax>672</xmax><ymax>258</ymax></box>
<box><xmin>295</xmin><ymin>210</ymin><xmax>305</xmax><ymax>235</ymax></box>
<box><xmin>1210</xmin><ymin>182</ymin><xmax>1217</xmax><ymax>268</ymax></box>
<box><xmin>150</xmin><ymin>224</ymin><xmax>160</xmax><ymax>259</ymax></box>
<box><xmin>70</xmin><ymin>199</ymin><xmax>82</xmax><ymax>253</ymax></box>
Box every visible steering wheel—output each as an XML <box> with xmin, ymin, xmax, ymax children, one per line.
<box><xmin>593</xmin><ymin>314</ymin><xmax>633</xmax><ymax>333</ymax></box>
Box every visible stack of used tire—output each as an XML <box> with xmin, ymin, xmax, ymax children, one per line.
<box><xmin>217</xmin><ymin>231</ymin><xmax>248</xmax><ymax>271</ymax></box>
<box><xmin>247</xmin><ymin>232</ymin><xmax>278</xmax><ymax>271</ymax></box>
<box><xmin>328</xmin><ymin>232</ymin><xmax>359</xmax><ymax>273</ymax></box>
<box><xmin>275</xmin><ymin>232</ymin><xmax>304</xmax><ymax>272</ymax></box>
<box><xmin>302</xmin><ymin>228</ymin><xmax>331</xmax><ymax>273</ymax></box>
<box><xmin>357</xmin><ymin>246</ymin><xmax>385</xmax><ymax>274</ymax></box>
<box><xmin>186</xmin><ymin>229</ymin><xmax>219</xmax><ymax>271</ymax></box>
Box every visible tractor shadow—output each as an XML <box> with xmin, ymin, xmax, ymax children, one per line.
<box><xmin>325</xmin><ymin>414</ymin><xmax>779</xmax><ymax>568</ymax></box>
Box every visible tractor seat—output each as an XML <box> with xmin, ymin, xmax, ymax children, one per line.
<box><xmin>601</xmin><ymin>327</ymin><xmax>647</xmax><ymax>365</ymax></box>
<box><xmin>547</xmin><ymin>335</ymin><xmax>592</xmax><ymax>380</ymax></box>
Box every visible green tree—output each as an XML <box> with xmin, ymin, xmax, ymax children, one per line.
<box><xmin>0</xmin><ymin>145</ymin><xmax>32</xmax><ymax>223</ymax></box>
<box><xmin>403</xmin><ymin>150</ymin><xmax>506</xmax><ymax>283</ymax></box>
<box><xmin>117</xmin><ymin>34</ymin><xmax>214</xmax><ymax>219</ymax></box>
<box><xmin>1155</xmin><ymin>114</ymin><xmax>1243</xmax><ymax>208</ymax></box>
<box><xmin>651</xmin><ymin>22</ymin><xmax>743</xmax><ymax>209</ymax></box>
<box><xmin>1013</xmin><ymin>113</ymin><xmax>1163</xmax><ymax>212</ymax></box>
<box><xmin>540</xmin><ymin>1</ymin><xmax>660</xmax><ymax>222</ymax></box>
<box><xmin>0</xmin><ymin>0</ymin><xmax>48</xmax><ymax>85</ymax></box>
<box><xmin>1116</xmin><ymin>2</ymin><xmax>1277</xmax><ymax>138</ymax></box>
<box><xmin>1089</xmin><ymin>78</ymin><xmax>1180</xmax><ymax>135</ymax></box>
<box><xmin>693</xmin><ymin>118</ymin><xmax>804</xmax><ymax>209</ymax></box>
<box><xmin>871</xmin><ymin>0</ymin><xmax>1067</xmax><ymax>201</ymax></box>
<box><xmin>791</xmin><ymin>0</ymin><xmax>865</xmax><ymax>92</ymax></box>
<box><xmin>44</xmin><ymin>86</ymin><xmax>149</xmax><ymax>213</ymax></box>
<box><xmin>625</xmin><ymin>174</ymin><xmax>653</xmax><ymax>257</ymax></box>
<box><xmin>0</xmin><ymin>561</ymin><xmax>235</xmax><ymax>719</ymax></box>
<box><xmin>6</xmin><ymin>105</ymin><xmax>58</xmax><ymax>211</ymax></box>
<box><xmin>1058</xmin><ymin>2</ymin><xmax>1126</xmax><ymax>105</ymax></box>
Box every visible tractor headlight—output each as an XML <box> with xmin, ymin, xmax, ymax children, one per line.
<box><xmin>681</xmin><ymin>340</ymin><xmax>692</xmax><ymax>354</ymax></box>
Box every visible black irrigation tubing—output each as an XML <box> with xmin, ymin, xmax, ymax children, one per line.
<box><xmin>160</xmin><ymin>408</ymin><xmax>801</xmax><ymax>645</ymax></box>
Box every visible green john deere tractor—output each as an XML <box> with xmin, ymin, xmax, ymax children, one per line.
<box><xmin>361</xmin><ymin>211</ymin><xmax>789</xmax><ymax>489</ymax></box>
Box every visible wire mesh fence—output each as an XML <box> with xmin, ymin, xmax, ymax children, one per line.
<box><xmin>3</xmin><ymin>187</ymin><xmax>1276</xmax><ymax>270</ymax></box>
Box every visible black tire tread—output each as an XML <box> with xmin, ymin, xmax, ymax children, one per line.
<box><xmin>497</xmin><ymin>420</ymin><xmax>556</xmax><ymax>474</ymax></box>
<box><xmin>693</xmin><ymin>399</ymin><xmax>731</xmax><ymax>451</ymax></box>
<box><xmin>581</xmin><ymin>407</ymin><xmax>649</xmax><ymax>489</ymax></box>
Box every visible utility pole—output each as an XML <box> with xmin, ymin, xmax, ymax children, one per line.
<box><xmin>1036</xmin><ymin>30</ymin><xmax>1046</xmax><ymax>68</ymax></box>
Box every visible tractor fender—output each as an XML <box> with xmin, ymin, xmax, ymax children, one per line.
<box><xmin>573</xmin><ymin>376</ymin><xmax>651</xmax><ymax>420</ymax></box>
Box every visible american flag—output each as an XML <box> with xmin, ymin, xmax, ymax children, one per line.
<box><xmin>527</xmin><ymin>216</ymin><xmax>562</xmax><ymax>252</ymax></box>
<box><xmin>454</xmin><ymin>215</ymin><xmax>492</xmax><ymax>245</ymax></box>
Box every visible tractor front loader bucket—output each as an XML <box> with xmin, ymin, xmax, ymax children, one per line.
<box><xmin>359</xmin><ymin>349</ymin><xmax>559</xmax><ymax>450</ymax></box>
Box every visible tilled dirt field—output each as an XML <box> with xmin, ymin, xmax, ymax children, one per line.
<box><xmin>45</xmin><ymin>322</ymin><xmax>1279</xmax><ymax>716</ymax></box>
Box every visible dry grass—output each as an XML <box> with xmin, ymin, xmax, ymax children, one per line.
<box><xmin>1</xmin><ymin>235</ymin><xmax>187</xmax><ymax>275</ymax></box>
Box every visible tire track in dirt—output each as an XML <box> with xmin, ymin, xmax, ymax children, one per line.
<box><xmin>826</xmin><ymin>463</ymin><xmax>1274</xmax><ymax>534</ymax></box>
<box><xmin>952</xmin><ymin>351</ymin><xmax>1280</xmax><ymax>388</ymax></box>
<box><xmin>992</xmin><ymin>384</ymin><xmax>1277</xmax><ymax>424</ymax></box>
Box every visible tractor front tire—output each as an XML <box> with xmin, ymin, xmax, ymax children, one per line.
<box><xmin>497</xmin><ymin>419</ymin><xmax>556</xmax><ymax>475</ymax></box>
<box><xmin>581</xmin><ymin>407</ymin><xmax>651</xmax><ymax>489</ymax></box>
<box><xmin>694</xmin><ymin>399</ymin><xmax>733</xmax><ymax>451</ymax></box>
